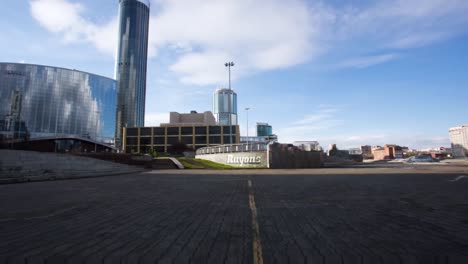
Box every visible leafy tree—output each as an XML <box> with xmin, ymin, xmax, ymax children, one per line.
<box><xmin>148</xmin><ymin>148</ymin><xmax>158</xmax><ymax>158</ymax></box>
<box><xmin>169</xmin><ymin>142</ymin><xmax>189</xmax><ymax>154</ymax></box>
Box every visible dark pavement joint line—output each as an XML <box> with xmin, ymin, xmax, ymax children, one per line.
<box><xmin>248</xmin><ymin>179</ymin><xmax>264</xmax><ymax>264</ymax></box>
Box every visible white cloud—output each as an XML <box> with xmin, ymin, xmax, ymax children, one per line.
<box><xmin>30</xmin><ymin>0</ymin><xmax>118</xmax><ymax>55</ymax></box>
<box><xmin>168</xmin><ymin>51</ymin><xmax>232</xmax><ymax>86</ymax></box>
<box><xmin>30</xmin><ymin>0</ymin><xmax>468</xmax><ymax>85</ymax></box>
<box><xmin>30</xmin><ymin>0</ymin><xmax>84</xmax><ymax>33</ymax></box>
<box><xmin>30</xmin><ymin>0</ymin><xmax>325</xmax><ymax>85</ymax></box>
<box><xmin>151</xmin><ymin>0</ymin><xmax>323</xmax><ymax>85</ymax></box>
<box><xmin>337</xmin><ymin>54</ymin><xmax>399</xmax><ymax>69</ymax></box>
<box><xmin>335</xmin><ymin>0</ymin><xmax>468</xmax><ymax>49</ymax></box>
<box><xmin>277</xmin><ymin>107</ymin><xmax>343</xmax><ymax>143</ymax></box>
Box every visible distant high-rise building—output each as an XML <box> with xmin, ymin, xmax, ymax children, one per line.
<box><xmin>256</xmin><ymin>122</ymin><xmax>273</xmax><ymax>137</ymax></box>
<box><xmin>115</xmin><ymin>0</ymin><xmax>150</xmax><ymax>148</ymax></box>
<box><xmin>449</xmin><ymin>125</ymin><xmax>468</xmax><ymax>158</ymax></box>
<box><xmin>213</xmin><ymin>88</ymin><xmax>237</xmax><ymax>126</ymax></box>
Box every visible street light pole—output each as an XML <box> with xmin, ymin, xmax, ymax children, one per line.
<box><xmin>245</xmin><ymin>107</ymin><xmax>250</xmax><ymax>138</ymax></box>
<box><xmin>224</xmin><ymin>61</ymin><xmax>234</xmax><ymax>145</ymax></box>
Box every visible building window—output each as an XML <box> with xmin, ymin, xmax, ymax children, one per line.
<box><xmin>126</xmin><ymin>137</ymin><xmax>138</xmax><ymax>145</ymax></box>
<box><xmin>167</xmin><ymin>136</ymin><xmax>179</xmax><ymax>144</ymax></box>
<box><xmin>181</xmin><ymin>127</ymin><xmax>193</xmax><ymax>135</ymax></box>
<box><xmin>167</xmin><ymin>127</ymin><xmax>179</xmax><ymax>136</ymax></box>
<box><xmin>139</xmin><ymin>137</ymin><xmax>151</xmax><ymax>145</ymax></box>
<box><xmin>209</xmin><ymin>136</ymin><xmax>221</xmax><ymax>144</ymax></box>
<box><xmin>209</xmin><ymin>126</ymin><xmax>221</xmax><ymax>135</ymax></box>
<box><xmin>140</xmin><ymin>128</ymin><xmax>151</xmax><ymax>136</ymax></box>
<box><xmin>223</xmin><ymin>126</ymin><xmax>236</xmax><ymax>135</ymax></box>
<box><xmin>153</xmin><ymin>137</ymin><xmax>165</xmax><ymax>144</ymax></box>
<box><xmin>180</xmin><ymin>136</ymin><xmax>193</xmax><ymax>144</ymax></box>
<box><xmin>195</xmin><ymin>126</ymin><xmax>207</xmax><ymax>135</ymax></box>
<box><xmin>126</xmin><ymin>128</ymin><xmax>138</xmax><ymax>136</ymax></box>
<box><xmin>195</xmin><ymin>136</ymin><xmax>207</xmax><ymax>144</ymax></box>
<box><xmin>154</xmin><ymin>127</ymin><xmax>165</xmax><ymax>136</ymax></box>
<box><xmin>223</xmin><ymin>136</ymin><xmax>233</xmax><ymax>144</ymax></box>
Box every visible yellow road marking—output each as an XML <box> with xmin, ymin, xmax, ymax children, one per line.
<box><xmin>248</xmin><ymin>179</ymin><xmax>264</xmax><ymax>264</ymax></box>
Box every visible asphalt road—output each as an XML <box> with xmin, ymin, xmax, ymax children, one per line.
<box><xmin>0</xmin><ymin>168</ymin><xmax>468</xmax><ymax>264</ymax></box>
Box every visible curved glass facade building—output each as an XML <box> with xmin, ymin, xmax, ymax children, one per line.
<box><xmin>213</xmin><ymin>88</ymin><xmax>238</xmax><ymax>126</ymax></box>
<box><xmin>115</xmin><ymin>0</ymin><xmax>150</xmax><ymax>148</ymax></box>
<box><xmin>0</xmin><ymin>63</ymin><xmax>117</xmax><ymax>143</ymax></box>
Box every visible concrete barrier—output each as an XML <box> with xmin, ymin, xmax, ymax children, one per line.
<box><xmin>197</xmin><ymin>152</ymin><xmax>268</xmax><ymax>168</ymax></box>
<box><xmin>268</xmin><ymin>144</ymin><xmax>323</xmax><ymax>169</ymax></box>
<box><xmin>195</xmin><ymin>143</ymin><xmax>323</xmax><ymax>169</ymax></box>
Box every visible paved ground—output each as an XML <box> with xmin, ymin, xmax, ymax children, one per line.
<box><xmin>1</xmin><ymin>167</ymin><xmax>468</xmax><ymax>263</ymax></box>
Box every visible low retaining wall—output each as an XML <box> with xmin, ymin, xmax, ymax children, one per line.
<box><xmin>196</xmin><ymin>143</ymin><xmax>323</xmax><ymax>169</ymax></box>
<box><xmin>196</xmin><ymin>152</ymin><xmax>268</xmax><ymax>168</ymax></box>
<box><xmin>269</xmin><ymin>144</ymin><xmax>323</xmax><ymax>169</ymax></box>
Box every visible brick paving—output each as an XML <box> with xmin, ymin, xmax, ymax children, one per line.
<box><xmin>253</xmin><ymin>173</ymin><xmax>468</xmax><ymax>264</ymax></box>
<box><xmin>0</xmin><ymin>170</ymin><xmax>468</xmax><ymax>263</ymax></box>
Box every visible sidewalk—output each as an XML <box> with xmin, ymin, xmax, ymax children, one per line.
<box><xmin>0</xmin><ymin>150</ymin><xmax>145</xmax><ymax>184</ymax></box>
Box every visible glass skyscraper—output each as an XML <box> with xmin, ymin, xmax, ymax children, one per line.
<box><xmin>213</xmin><ymin>88</ymin><xmax>238</xmax><ymax>126</ymax></box>
<box><xmin>115</xmin><ymin>0</ymin><xmax>150</xmax><ymax>148</ymax></box>
<box><xmin>0</xmin><ymin>63</ymin><xmax>117</xmax><ymax>143</ymax></box>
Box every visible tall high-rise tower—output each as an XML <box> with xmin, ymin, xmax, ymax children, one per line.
<box><xmin>213</xmin><ymin>88</ymin><xmax>238</xmax><ymax>126</ymax></box>
<box><xmin>115</xmin><ymin>0</ymin><xmax>150</xmax><ymax>148</ymax></box>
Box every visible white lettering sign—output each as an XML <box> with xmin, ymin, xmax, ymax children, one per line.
<box><xmin>227</xmin><ymin>155</ymin><xmax>262</xmax><ymax>165</ymax></box>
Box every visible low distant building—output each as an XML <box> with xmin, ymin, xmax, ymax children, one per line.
<box><xmin>257</xmin><ymin>122</ymin><xmax>273</xmax><ymax>137</ymax></box>
<box><xmin>122</xmin><ymin>111</ymin><xmax>239</xmax><ymax>153</ymax></box>
<box><xmin>427</xmin><ymin>147</ymin><xmax>452</xmax><ymax>160</ymax></box>
<box><xmin>449</xmin><ymin>125</ymin><xmax>468</xmax><ymax>158</ymax></box>
<box><xmin>327</xmin><ymin>144</ymin><xmax>351</xmax><ymax>158</ymax></box>
<box><xmin>241</xmin><ymin>134</ymin><xmax>278</xmax><ymax>144</ymax></box>
<box><xmin>371</xmin><ymin>146</ymin><xmax>383</xmax><ymax>153</ymax></box>
<box><xmin>361</xmin><ymin>145</ymin><xmax>372</xmax><ymax>159</ymax></box>
<box><xmin>430</xmin><ymin>152</ymin><xmax>449</xmax><ymax>160</ymax></box>
<box><xmin>373</xmin><ymin>144</ymin><xmax>403</xmax><ymax>160</ymax></box>
<box><xmin>348</xmin><ymin>148</ymin><xmax>363</xmax><ymax>155</ymax></box>
<box><xmin>347</xmin><ymin>148</ymin><xmax>364</xmax><ymax>162</ymax></box>
<box><xmin>123</xmin><ymin>125</ymin><xmax>239</xmax><ymax>154</ymax></box>
<box><xmin>163</xmin><ymin>111</ymin><xmax>217</xmax><ymax>126</ymax></box>
<box><xmin>293</xmin><ymin>141</ymin><xmax>321</xmax><ymax>152</ymax></box>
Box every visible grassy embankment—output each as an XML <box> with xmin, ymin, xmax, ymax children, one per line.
<box><xmin>177</xmin><ymin>157</ymin><xmax>236</xmax><ymax>169</ymax></box>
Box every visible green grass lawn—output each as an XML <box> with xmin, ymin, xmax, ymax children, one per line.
<box><xmin>177</xmin><ymin>158</ymin><xmax>204</xmax><ymax>169</ymax></box>
<box><xmin>177</xmin><ymin>158</ymin><xmax>237</xmax><ymax>169</ymax></box>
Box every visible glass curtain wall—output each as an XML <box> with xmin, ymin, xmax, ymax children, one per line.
<box><xmin>0</xmin><ymin>63</ymin><xmax>117</xmax><ymax>143</ymax></box>
<box><xmin>213</xmin><ymin>88</ymin><xmax>238</xmax><ymax>127</ymax></box>
<box><xmin>115</xmin><ymin>0</ymin><xmax>150</xmax><ymax>148</ymax></box>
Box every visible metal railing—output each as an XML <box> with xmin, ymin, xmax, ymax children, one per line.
<box><xmin>196</xmin><ymin>142</ymin><xmax>268</xmax><ymax>155</ymax></box>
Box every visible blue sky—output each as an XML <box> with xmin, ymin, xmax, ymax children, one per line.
<box><xmin>1</xmin><ymin>0</ymin><xmax>468</xmax><ymax>149</ymax></box>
